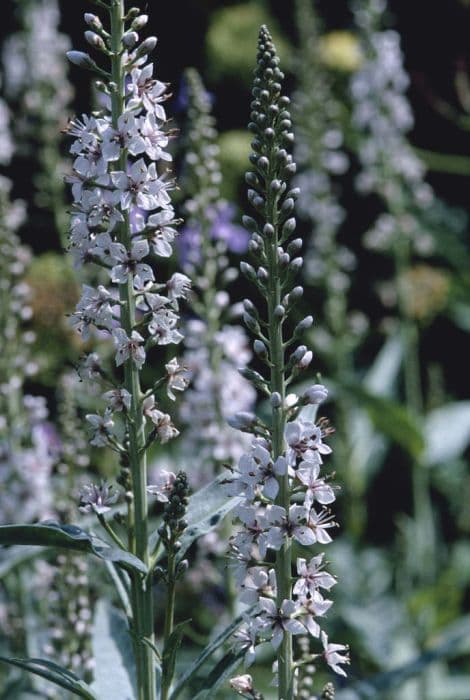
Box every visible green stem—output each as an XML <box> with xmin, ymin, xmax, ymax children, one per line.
<box><xmin>265</xmin><ymin>169</ymin><xmax>292</xmax><ymax>698</ymax></box>
<box><xmin>109</xmin><ymin>2</ymin><xmax>155</xmax><ymax>698</ymax></box>
<box><xmin>161</xmin><ymin>552</ymin><xmax>176</xmax><ymax>700</ymax></box>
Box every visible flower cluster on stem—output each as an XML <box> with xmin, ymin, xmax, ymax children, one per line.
<box><xmin>66</xmin><ymin>3</ymin><xmax>189</xmax><ymax>698</ymax></box>
<box><xmin>229</xmin><ymin>26</ymin><xmax>348</xmax><ymax>697</ymax></box>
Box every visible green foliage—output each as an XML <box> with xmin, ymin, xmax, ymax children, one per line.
<box><xmin>0</xmin><ymin>522</ymin><xmax>147</xmax><ymax>576</ymax></box>
<box><xmin>205</xmin><ymin>3</ymin><xmax>290</xmax><ymax>84</ymax></box>
<box><xmin>90</xmin><ymin>600</ymin><xmax>137</xmax><ymax>699</ymax></box>
<box><xmin>0</xmin><ymin>657</ymin><xmax>98</xmax><ymax>699</ymax></box>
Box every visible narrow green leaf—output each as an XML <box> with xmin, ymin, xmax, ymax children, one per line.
<box><xmin>423</xmin><ymin>401</ymin><xmax>470</xmax><ymax>466</ymax></box>
<box><xmin>90</xmin><ymin>600</ymin><xmax>137</xmax><ymax>700</ymax></box>
<box><xmin>0</xmin><ymin>657</ymin><xmax>99</xmax><ymax>699</ymax></box>
<box><xmin>0</xmin><ymin>522</ymin><xmax>147</xmax><ymax>576</ymax></box>
<box><xmin>364</xmin><ymin>335</ymin><xmax>403</xmax><ymax>394</ymax></box>
<box><xmin>176</xmin><ymin>474</ymin><xmax>243</xmax><ymax>562</ymax></box>
<box><xmin>169</xmin><ymin>609</ymin><xmax>252</xmax><ymax>700</ymax></box>
<box><xmin>162</xmin><ymin>619</ymin><xmax>191</xmax><ymax>693</ymax></box>
<box><xmin>192</xmin><ymin>649</ymin><xmax>244</xmax><ymax>700</ymax></box>
<box><xmin>342</xmin><ymin>382</ymin><xmax>425</xmax><ymax>459</ymax></box>
<box><xmin>149</xmin><ymin>474</ymin><xmax>242</xmax><ymax>560</ymax></box>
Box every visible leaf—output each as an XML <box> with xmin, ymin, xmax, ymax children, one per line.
<box><xmin>150</xmin><ymin>474</ymin><xmax>243</xmax><ymax>560</ymax></box>
<box><xmin>0</xmin><ymin>657</ymin><xmax>99</xmax><ymax>699</ymax></box>
<box><xmin>364</xmin><ymin>335</ymin><xmax>403</xmax><ymax>394</ymax></box>
<box><xmin>0</xmin><ymin>546</ymin><xmax>44</xmax><ymax>579</ymax></box>
<box><xmin>423</xmin><ymin>401</ymin><xmax>470</xmax><ymax>466</ymax></box>
<box><xmin>169</xmin><ymin>609</ymin><xmax>251</xmax><ymax>700</ymax></box>
<box><xmin>192</xmin><ymin>649</ymin><xmax>244</xmax><ymax>700</ymax></box>
<box><xmin>162</xmin><ymin>620</ymin><xmax>191</xmax><ymax>693</ymax></box>
<box><xmin>90</xmin><ymin>600</ymin><xmax>137</xmax><ymax>700</ymax></box>
<box><xmin>342</xmin><ymin>382</ymin><xmax>425</xmax><ymax>459</ymax></box>
<box><xmin>336</xmin><ymin>614</ymin><xmax>470</xmax><ymax>698</ymax></box>
<box><xmin>0</xmin><ymin>521</ymin><xmax>147</xmax><ymax>576</ymax></box>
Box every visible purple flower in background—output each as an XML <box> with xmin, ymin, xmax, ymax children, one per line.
<box><xmin>178</xmin><ymin>202</ymin><xmax>249</xmax><ymax>267</ymax></box>
<box><xmin>210</xmin><ymin>202</ymin><xmax>249</xmax><ymax>253</ymax></box>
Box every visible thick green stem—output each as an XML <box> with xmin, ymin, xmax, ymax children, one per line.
<box><xmin>265</xmin><ymin>175</ymin><xmax>292</xmax><ymax>698</ymax></box>
<box><xmin>109</xmin><ymin>2</ymin><xmax>155</xmax><ymax>698</ymax></box>
<box><xmin>161</xmin><ymin>553</ymin><xmax>176</xmax><ymax>700</ymax></box>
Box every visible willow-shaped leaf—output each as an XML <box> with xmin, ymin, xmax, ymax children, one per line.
<box><xmin>90</xmin><ymin>600</ymin><xmax>137</xmax><ymax>699</ymax></box>
<box><xmin>0</xmin><ymin>657</ymin><xmax>98</xmax><ymax>699</ymax></box>
<box><xmin>0</xmin><ymin>522</ymin><xmax>147</xmax><ymax>576</ymax></box>
<box><xmin>149</xmin><ymin>474</ymin><xmax>242</xmax><ymax>558</ymax></box>
<box><xmin>169</xmin><ymin>609</ymin><xmax>252</xmax><ymax>700</ymax></box>
<box><xmin>192</xmin><ymin>650</ymin><xmax>244</xmax><ymax>700</ymax></box>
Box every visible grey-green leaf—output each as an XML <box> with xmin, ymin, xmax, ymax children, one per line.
<box><xmin>423</xmin><ymin>401</ymin><xmax>470</xmax><ymax>466</ymax></box>
<box><xmin>0</xmin><ymin>657</ymin><xmax>99</xmax><ymax>699</ymax></box>
<box><xmin>90</xmin><ymin>600</ymin><xmax>137</xmax><ymax>700</ymax></box>
<box><xmin>192</xmin><ymin>650</ymin><xmax>244</xmax><ymax>700</ymax></box>
<box><xmin>162</xmin><ymin>619</ymin><xmax>191</xmax><ymax>694</ymax></box>
<box><xmin>169</xmin><ymin>609</ymin><xmax>252</xmax><ymax>700</ymax></box>
<box><xmin>0</xmin><ymin>522</ymin><xmax>147</xmax><ymax>576</ymax></box>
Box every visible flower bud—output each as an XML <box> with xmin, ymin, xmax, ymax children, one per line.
<box><xmin>263</xmin><ymin>223</ymin><xmax>274</xmax><ymax>237</ymax></box>
<box><xmin>67</xmin><ymin>51</ymin><xmax>98</xmax><ymax>70</ymax></box>
<box><xmin>302</xmin><ymin>384</ymin><xmax>328</xmax><ymax>405</ymax></box>
<box><xmin>242</xmin><ymin>216</ymin><xmax>258</xmax><ymax>232</ymax></box>
<box><xmin>240</xmin><ymin>261</ymin><xmax>257</xmax><ymax>282</ymax></box>
<box><xmin>274</xmin><ymin>304</ymin><xmax>285</xmax><ymax>318</ymax></box>
<box><xmin>227</xmin><ymin>411</ymin><xmax>258</xmax><ymax>432</ymax></box>
<box><xmin>84</xmin><ymin>13</ymin><xmax>103</xmax><ymax>31</ymax></box>
<box><xmin>230</xmin><ymin>675</ymin><xmax>254</xmax><ymax>694</ymax></box>
<box><xmin>131</xmin><ymin>14</ymin><xmax>149</xmax><ymax>30</ymax></box>
<box><xmin>85</xmin><ymin>31</ymin><xmax>106</xmax><ymax>51</ymax></box>
<box><xmin>254</xmin><ymin>339</ymin><xmax>268</xmax><ymax>359</ymax></box>
<box><xmin>270</xmin><ymin>392</ymin><xmax>282</xmax><ymax>408</ymax></box>
<box><xmin>282</xmin><ymin>217</ymin><xmax>296</xmax><ymax>237</ymax></box>
<box><xmin>287</xmin><ymin>238</ymin><xmax>302</xmax><ymax>255</ymax></box>
<box><xmin>135</xmin><ymin>36</ymin><xmax>158</xmax><ymax>57</ymax></box>
<box><xmin>122</xmin><ymin>31</ymin><xmax>139</xmax><ymax>48</ymax></box>
<box><xmin>297</xmin><ymin>315</ymin><xmax>313</xmax><ymax>331</ymax></box>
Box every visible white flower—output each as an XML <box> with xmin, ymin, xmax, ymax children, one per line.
<box><xmin>165</xmin><ymin>358</ymin><xmax>189</xmax><ymax>400</ymax></box>
<box><xmin>240</xmin><ymin>566</ymin><xmax>276</xmax><ymax>604</ymax></box>
<box><xmin>148</xmin><ymin>309</ymin><xmax>184</xmax><ymax>345</ymax></box>
<box><xmin>293</xmin><ymin>554</ymin><xmax>336</xmax><ymax>597</ymax></box>
<box><xmin>102</xmin><ymin>388</ymin><xmax>132</xmax><ymax>412</ymax></box>
<box><xmin>127</xmin><ymin>63</ymin><xmax>168</xmax><ymax>119</ymax></box>
<box><xmin>230</xmin><ymin>675</ymin><xmax>254</xmax><ymax>694</ymax></box>
<box><xmin>296</xmin><ymin>460</ymin><xmax>336</xmax><ymax>508</ymax></box>
<box><xmin>112</xmin><ymin>328</ymin><xmax>146</xmax><ymax>369</ymax></box>
<box><xmin>86</xmin><ymin>412</ymin><xmax>114</xmax><ymax>447</ymax></box>
<box><xmin>143</xmin><ymin>396</ymin><xmax>179</xmax><ymax>443</ymax></box>
<box><xmin>110</xmin><ymin>239</ymin><xmax>154</xmax><ymax>286</ymax></box>
<box><xmin>79</xmin><ymin>482</ymin><xmax>119</xmax><ymax>514</ymax></box>
<box><xmin>110</xmin><ymin>159</ymin><xmax>171</xmax><ymax>211</ymax></box>
<box><xmin>307</xmin><ymin>508</ymin><xmax>337</xmax><ymax>544</ymax></box>
<box><xmin>258</xmin><ymin>598</ymin><xmax>306</xmax><ymax>650</ymax></box>
<box><xmin>147</xmin><ymin>469</ymin><xmax>176</xmax><ymax>501</ymax></box>
<box><xmin>146</xmin><ymin>208</ymin><xmax>178</xmax><ymax>257</ymax></box>
<box><xmin>167</xmin><ymin>272</ymin><xmax>191</xmax><ymax>303</ymax></box>
<box><xmin>301</xmin><ymin>383</ymin><xmax>328</xmax><ymax>405</ymax></box>
<box><xmin>266</xmin><ymin>504</ymin><xmax>315</xmax><ymax>548</ymax></box>
<box><xmin>321</xmin><ymin>630</ymin><xmax>350</xmax><ymax>676</ymax></box>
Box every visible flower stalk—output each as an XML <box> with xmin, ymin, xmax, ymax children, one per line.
<box><xmin>229</xmin><ymin>26</ymin><xmax>348</xmax><ymax>698</ymax></box>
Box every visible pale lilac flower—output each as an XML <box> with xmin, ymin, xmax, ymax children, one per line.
<box><xmin>230</xmin><ymin>674</ymin><xmax>254</xmax><ymax>695</ymax></box>
<box><xmin>85</xmin><ymin>412</ymin><xmax>114</xmax><ymax>447</ymax></box>
<box><xmin>165</xmin><ymin>358</ymin><xmax>189</xmax><ymax>400</ymax></box>
<box><xmin>110</xmin><ymin>239</ymin><xmax>154</xmax><ymax>286</ymax></box>
<box><xmin>258</xmin><ymin>598</ymin><xmax>306</xmax><ymax>650</ymax></box>
<box><xmin>233</xmin><ymin>623</ymin><xmax>258</xmax><ymax>667</ymax></box>
<box><xmin>112</xmin><ymin>328</ymin><xmax>146</xmax><ymax>369</ymax></box>
<box><xmin>321</xmin><ymin>630</ymin><xmax>350</xmax><ymax>676</ymax></box>
<box><xmin>102</xmin><ymin>388</ymin><xmax>132</xmax><ymax>412</ymax></box>
<box><xmin>142</xmin><ymin>396</ymin><xmax>179</xmax><ymax>443</ymax></box>
<box><xmin>307</xmin><ymin>508</ymin><xmax>337</xmax><ymax>544</ymax></box>
<box><xmin>240</xmin><ymin>567</ymin><xmax>276</xmax><ymax>604</ymax></box>
<box><xmin>293</xmin><ymin>554</ymin><xmax>336</xmax><ymax>597</ymax></box>
<box><xmin>127</xmin><ymin>63</ymin><xmax>168</xmax><ymax>119</ymax></box>
<box><xmin>296</xmin><ymin>460</ymin><xmax>336</xmax><ymax>508</ymax></box>
<box><xmin>147</xmin><ymin>469</ymin><xmax>176</xmax><ymax>502</ymax></box>
<box><xmin>266</xmin><ymin>504</ymin><xmax>316</xmax><ymax>548</ymax></box>
<box><xmin>79</xmin><ymin>482</ymin><xmax>119</xmax><ymax>514</ymax></box>
<box><xmin>167</xmin><ymin>272</ymin><xmax>191</xmax><ymax>303</ymax></box>
<box><xmin>146</xmin><ymin>208</ymin><xmax>178</xmax><ymax>257</ymax></box>
<box><xmin>299</xmin><ymin>591</ymin><xmax>333</xmax><ymax>638</ymax></box>
<box><xmin>148</xmin><ymin>309</ymin><xmax>184</xmax><ymax>345</ymax></box>
<box><xmin>285</xmin><ymin>418</ymin><xmax>332</xmax><ymax>466</ymax></box>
